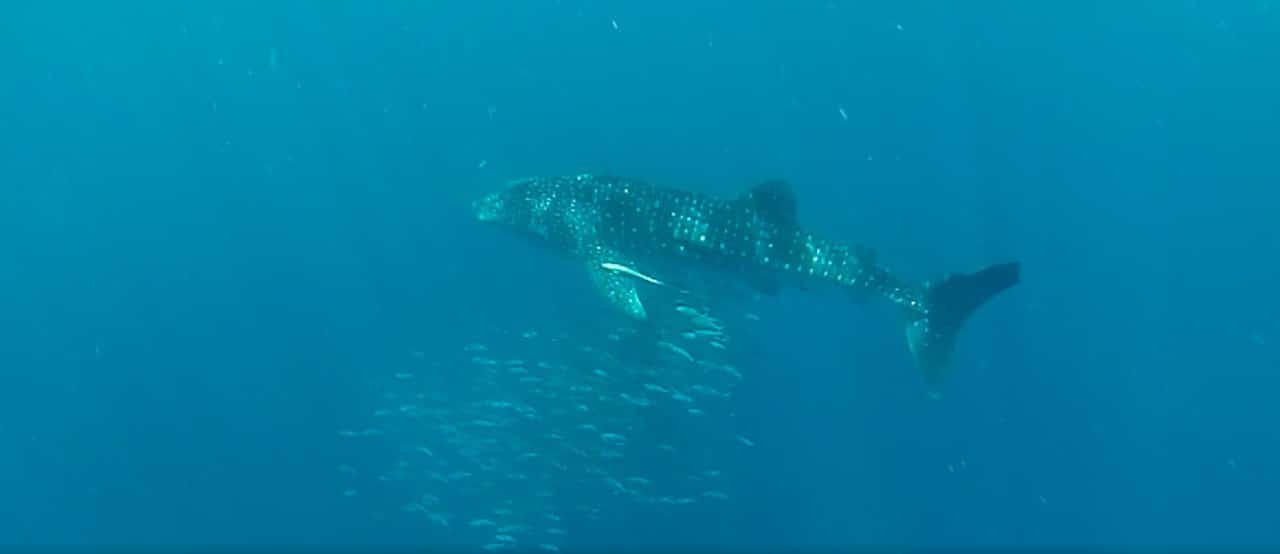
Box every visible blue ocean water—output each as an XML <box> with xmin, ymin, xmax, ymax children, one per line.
<box><xmin>2</xmin><ymin>1</ymin><xmax>1277</xmax><ymax>550</ymax></box>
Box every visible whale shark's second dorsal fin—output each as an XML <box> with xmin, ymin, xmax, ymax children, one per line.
<box><xmin>740</xmin><ymin>180</ymin><xmax>797</xmax><ymax>226</ymax></box>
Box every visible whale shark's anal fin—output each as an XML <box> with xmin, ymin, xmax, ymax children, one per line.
<box><xmin>585</xmin><ymin>251</ymin><xmax>649</xmax><ymax>320</ymax></box>
<box><xmin>906</xmin><ymin>262</ymin><xmax>1020</xmax><ymax>385</ymax></box>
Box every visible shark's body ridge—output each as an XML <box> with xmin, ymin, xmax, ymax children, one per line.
<box><xmin>474</xmin><ymin>174</ymin><xmax>1019</xmax><ymax>385</ymax></box>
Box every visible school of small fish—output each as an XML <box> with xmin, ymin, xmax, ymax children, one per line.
<box><xmin>337</xmin><ymin>296</ymin><xmax>759</xmax><ymax>550</ymax></box>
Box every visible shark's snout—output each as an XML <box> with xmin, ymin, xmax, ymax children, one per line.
<box><xmin>473</xmin><ymin>192</ymin><xmax>503</xmax><ymax>223</ymax></box>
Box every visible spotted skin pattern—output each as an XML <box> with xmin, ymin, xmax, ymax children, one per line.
<box><xmin>475</xmin><ymin>174</ymin><xmax>924</xmax><ymax>314</ymax></box>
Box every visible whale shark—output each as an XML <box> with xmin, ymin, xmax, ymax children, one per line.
<box><xmin>473</xmin><ymin>174</ymin><xmax>1020</xmax><ymax>385</ymax></box>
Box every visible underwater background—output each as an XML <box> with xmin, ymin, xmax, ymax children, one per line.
<box><xmin>3</xmin><ymin>1</ymin><xmax>1277</xmax><ymax>551</ymax></box>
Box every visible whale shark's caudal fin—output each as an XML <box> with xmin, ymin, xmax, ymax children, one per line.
<box><xmin>905</xmin><ymin>262</ymin><xmax>1020</xmax><ymax>385</ymax></box>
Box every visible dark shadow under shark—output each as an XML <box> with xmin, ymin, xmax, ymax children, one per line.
<box><xmin>473</xmin><ymin>174</ymin><xmax>1020</xmax><ymax>386</ymax></box>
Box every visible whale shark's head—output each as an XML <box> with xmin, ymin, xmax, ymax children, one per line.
<box><xmin>474</xmin><ymin>178</ymin><xmax>538</xmax><ymax>226</ymax></box>
<box><xmin>472</xmin><ymin>189</ymin><xmax>513</xmax><ymax>225</ymax></box>
<box><xmin>473</xmin><ymin>177</ymin><xmax>566</xmax><ymax>246</ymax></box>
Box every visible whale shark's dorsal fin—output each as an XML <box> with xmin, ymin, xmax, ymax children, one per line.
<box><xmin>740</xmin><ymin>180</ymin><xmax>798</xmax><ymax>226</ymax></box>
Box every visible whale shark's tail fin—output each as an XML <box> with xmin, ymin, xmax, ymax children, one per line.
<box><xmin>905</xmin><ymin>262</ymin><xmax>1020</xmax><ymax>385</ymax></box>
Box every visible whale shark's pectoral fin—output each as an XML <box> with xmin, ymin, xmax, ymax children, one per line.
<box><xmin>586</xmin><ymin>255</ymin><xmax>649</xmax><ymax>320</ymax></box>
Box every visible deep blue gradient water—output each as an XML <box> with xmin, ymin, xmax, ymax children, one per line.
<box><xmin>3</xmin><ymin>1</ymin><xmax>1277</xmax><ymax>550</ymax></box>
